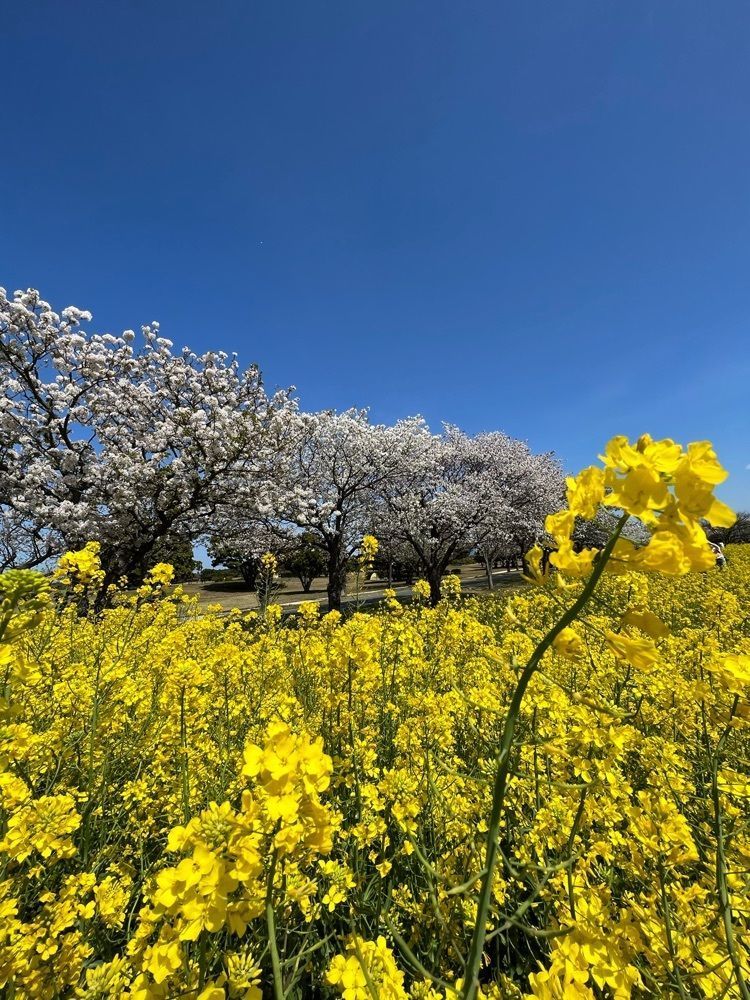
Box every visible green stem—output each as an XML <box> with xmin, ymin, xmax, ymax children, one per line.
<box><xmin>352</xmin><ymin>936</ymin><xmax>381</xmax><ymax>1000</ymax></box>
<box><xmin>180</xmin><ymin>685</ymin><xmax>190</xmax><ymax>823</ymax></box>
<box><xmin>658</xmin><ymin>860</ymin><xmax>690</xmax><ymax>1000</ymax></box>
<box><xmin>566</xmin><ymin>783</ymin><xmax>589</xmax><ymax>921</ymax></box>
<box><xmin>382</xmin><ymin>912</ymin><xmax>450</xmax><ymax>989</ymax></box>
<box><xmin>82</xmin><ymin>659</ymin><xmax>102</xmax><ymax>865</ymax></box>
<box><xmin>459</xmin><ymin>515</ymin><xmax>628</xmax><ymax>999</ymax></box>
<box><xmin>265</xmin><ymin>850</ymin><xmax>285</xmax><ymax>1000</ymax></box>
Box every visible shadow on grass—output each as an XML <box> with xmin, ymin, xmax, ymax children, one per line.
<box><xmin>199</xmin><ymin>579</ymin><xmax>251</xmax><ymax>593</ymax></box>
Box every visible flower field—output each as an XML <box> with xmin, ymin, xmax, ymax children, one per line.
<box><xmin>1</xmin><ymin>438</ymin><xmax>749</xmax><ymax>998</ymax></box>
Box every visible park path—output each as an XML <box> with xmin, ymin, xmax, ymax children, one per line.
<box><xmin>182</xmin><ymin>566</ymin><xmax>522</xmax><ymax>616</ymax></box>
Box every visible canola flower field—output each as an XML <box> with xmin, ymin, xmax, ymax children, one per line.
<box><xmin>1</xmin><ymin>436</ymin><xmax>749</xmax><ymax>999</ymax></box>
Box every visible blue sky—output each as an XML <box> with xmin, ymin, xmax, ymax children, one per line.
<box><xmin>3</xmin><ymin>1</ymin><xmax>749</xmax><ymax>508</ymax></box>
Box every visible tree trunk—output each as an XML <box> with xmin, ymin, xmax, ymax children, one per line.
<box><xmin>519</xmin><ymin>548</ymin><xmax>529</xmax><ymax>578</ymax></box>
<box><xmin>326</xmin><ymin>545</ymin><xmax>347</xmax><ymax>612</ymax></box>
<box><xmin>93</xmin><ymin>566</ymin><xmax>119</xmax><ymax>614</ymax></box>
<box><xmin>427</xmin><ymin>566</ymin><xmax>443</xmax><ymax>606</ymax></box>
<box><xmin>483</xmin><ymin>554</ymin><xmax>494</xmax><ymax>590</ymax></box>
<box><xmin>241</xmin><ymin>560</ymin><xmax>259</xmax><ymax>590</ymax></box>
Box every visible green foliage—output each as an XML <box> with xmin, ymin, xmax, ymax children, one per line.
<box><xmin>282</xmin><ymin>535</ymin><xmax>327</xmax><ymax>592</ymax></box>
<box><xmin>134</xmin><ymin>535</ymin><xmax>199</xmax><ymax>584</ymax></box>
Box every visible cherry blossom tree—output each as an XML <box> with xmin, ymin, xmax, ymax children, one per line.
<box><xmin>704</xmin><ymin>510</ymin><xmax>750</xmax><ymax>545</ymax></box>
<box><xmin>205</xmin><ymin>516</ymin><xmax>293</xmax><ymax>589</ymax></box>
<box><xmin>0</xmin><ymin>510</ymin><xmax>58</xmax><ymax>572</ymax></box>
<box><xmin>372</xmin><ymin>535</ymin><xmax>422</xmax><ymax>585</ymax></box>
<box><xmin>572</xmin><ymin>507</ymin><xmax>650</xmax><ymax>550</ymax></box>
<box><xmin>0</xmin><ymin>287</ymin><xmax>293</xmax><ymax>598</ymax></box>
<box><xmin>376</xmin><ymin>426</ymin><xmax>563</xmax><ymax>603</ymax></box>
<box><xmin>469</xmin><ymin>439</ymin><xmax>563</xmax><ymax>588</ymax></box>
<box><xmin>259</xmin><ymin>409</ymin><xmax>428</xmax><ymax>611</ymax></box>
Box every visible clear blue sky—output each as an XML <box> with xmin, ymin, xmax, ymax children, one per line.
<box><xmin>3</xmin><ymin>1</ymin><xmax>749</xmax><ymax>508</ymax></box>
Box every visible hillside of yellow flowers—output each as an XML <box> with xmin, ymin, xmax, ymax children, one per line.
<box><xmin>1</xmin><ymin>436</ymin><xmax>749</xmax><ymax>999</ymax></box>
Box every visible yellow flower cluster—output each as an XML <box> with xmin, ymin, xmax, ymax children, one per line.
<box><xmin>440</xmin><ymin>574</ymin><xmax>462</xmax><ymax>601</ymax></box>
<box><xmin>259</xmin><ymin>552</ymin><xmax>278</xmax><ymax>575</ymax></box>
<box><xmin>0</xmin><ymin>438</ymin><xmax>748</xmax><ymax>998</ymax></box>
<box><xmin>54</xmin><ymin>541</ymin><xmax>106</xmax><ymax>589</ymax></box>
<box><xmin>130</xmin><ymin>722</ymin><xmax>334</xmax><ymax>995</ymax></box>
<box><xmin>326</xmin><ymin>936</ymin><xmax>406</xmax><ymax>999</ymax></box>
<box><xmin>143</xmin><ymin>562</ymin><xmax>175</xmax><ymax>588</ymax></box>
<box><xmin>359</xmin><ymin>535</ymin><xmax>379</xmax><ymax>567</ymax></box>
<box><xmin>530</xmin><ymin>435</ymin><xmax>734</xmax><ymax>582</ymax></box>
